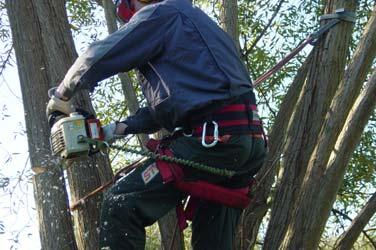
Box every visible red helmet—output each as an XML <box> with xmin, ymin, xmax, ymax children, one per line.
<box><xmin>114</xmin><ymin>0</ymin><xmax>135</xmax><ymax>23</ymax></box>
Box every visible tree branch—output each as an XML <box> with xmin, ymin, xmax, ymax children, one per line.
<box><xmin>334</xmin><ymin>192</ymin><xmax>376</xmax><ymax>249</ymax></box>
<box><xmin>248</xmin><ymin>0</ymin><xmax>286</xmax><ymax>53</ymax></box>
<box><xmin>0</xmin><ymin>45</ymin><xmax>13</xmax><ymax>77</ymax></box>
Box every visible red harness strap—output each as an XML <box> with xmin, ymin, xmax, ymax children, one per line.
<box><xmin>146</xmin><ymin>139</ymin><xmax>252</xmax><ymax>230</ymax></box>
<box><xmin>191</xmin><ymin>103</ymin><xmax>263</xmax><ymax>136</ymax></box>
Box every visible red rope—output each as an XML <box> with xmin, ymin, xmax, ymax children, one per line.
<box><xmin>253</xmin><ymin>36</ymin><xmax>314</xmax><ymax>87</ymax></box>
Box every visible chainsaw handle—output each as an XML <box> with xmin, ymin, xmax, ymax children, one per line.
<box><xmin>48</xmin><ymin>111</ymin><xmax>67</xmax><ymax>129</ymax></box>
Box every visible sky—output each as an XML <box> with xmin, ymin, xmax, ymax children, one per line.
<box><xmin>0</xmin><ymin>61</ymin><xmax>39</xmax><ymax>249</ymax></box>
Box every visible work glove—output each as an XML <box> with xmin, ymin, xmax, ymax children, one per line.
<box><xmin>46</xmin><ymin>87</ymin><xmax>75</xmax><ymax>118</ymax></box>
<box><xmin>102</xmin><ymin>122</ymin><xmax>128</xmax><ymax>144</ymax></box>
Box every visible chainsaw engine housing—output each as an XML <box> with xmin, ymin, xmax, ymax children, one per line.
<box><xmin>50</xmin><ymin>113</ymin><xmax>90</xmax><ymax>159</ymax></box>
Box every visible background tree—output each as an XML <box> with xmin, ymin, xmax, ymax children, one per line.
<box><xmin>6</xmin><ymin>0</ymin><xmax>113</xmax><ymax>249</ymax></box>
<box><xmin>5</xmin><ymin>1</ymin><xmax>76</xmax><ymax>248</ymax></box>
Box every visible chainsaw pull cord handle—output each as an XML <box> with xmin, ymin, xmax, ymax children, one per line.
<box><xmin>48</xmin><ymin>111</ymin><xmax>67</xmax><ymax>128</ymax></box>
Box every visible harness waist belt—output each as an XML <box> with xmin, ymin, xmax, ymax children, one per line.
<box><xmin>189</xmin><ymin>102</ymin><xmax>263</xmax><ymax>137</ymax></box>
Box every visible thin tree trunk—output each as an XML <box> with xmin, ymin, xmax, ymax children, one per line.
<box><xmin>100</xmin><ymin>2</ymin><xmax>182</xmax><ymax>249</ymax></box>
<box><xmin>335</xmin><ymin>192</ymin><xmax>376</xmax><ymax>250</ymax></box>
<box><xmin>237</xmin><ymin>52</ymin><xmax>313</xmax><ymax>249</ymax></box>
<box><xmin>154</xmin><ymin>130</ymin><xmax>185</xmax><ymax>250</ymax></box>
<box><xmin>220</xmin><ymin>0</ymin><xmax>240</xmax><ymax>51</ymax></box>
<box><xmin>219</xmin><ymin>0</ymin><xmax>311</xmax><ymax>248</ymax></box>
<box><xmin>101</xmin><ymin>0</ymin><xmax>149</xmax><ymax>145</ymax></box>
<box><xmin>6</xmin><ymin>0</ymin><xmax>77</xmax><ymax>249</ymax></box>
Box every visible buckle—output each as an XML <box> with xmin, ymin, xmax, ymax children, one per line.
<box><xmin>201</xmin><ymin>121</ymin><xmax>219</xmax><ymax>148</ymax></box>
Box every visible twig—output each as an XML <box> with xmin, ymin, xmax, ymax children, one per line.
<box><xmin>0</xmin><ymin>44</ymin><xmax>13</xmax><ymax>77</ymax></box>
<box><xmin>70</xmin><ymin>157</ymin><xmax>145</xmax><ymax>211</ymax></box>
<box><xmin>248</xmin><ymin>0</ymin><xmax>286</xmax><ymax>53</ymax></box>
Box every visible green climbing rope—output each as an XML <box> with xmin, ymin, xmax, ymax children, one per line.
<box><xmin>79</xmin><ymin>136</ymin><xmax>236</xmax><ymax>178</ymax></box>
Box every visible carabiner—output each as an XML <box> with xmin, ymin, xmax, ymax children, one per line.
<box><xmin>201</xmin><ymin>121</ymin><xmax>219</xmax><ymax>148</ymax></box>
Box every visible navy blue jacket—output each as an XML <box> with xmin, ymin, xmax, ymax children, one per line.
<box><xmin>58</xmin><ymin>0</ymin><xmax>254</xmax><ymax>132</ymax></box>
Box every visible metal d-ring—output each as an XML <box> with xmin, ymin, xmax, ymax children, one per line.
<box><xmin>183</xmin><ymin>130</ymin><xmax>193</xmax><ymax>137</ymax></box>
<box><xmin>173</xmin><ymin>127</ymin><xmax>193</xmax><ymax>137</ymax></box>
<box><xmin>100</xmin><ymin>141</ymin><xmax>110</xmax><ymax>156</ymax></box>
<box><xmin>201</xmin><ymin>121</ymin><xmax>219</xmax><ymax>148</ymax></box>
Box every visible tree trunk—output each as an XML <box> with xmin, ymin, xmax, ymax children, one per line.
<box><xmin>335</xmin><ymin>192</ymin><xmax>376</xmax><ymax>249</ymax></box>
<box><xmin>8</xmin><ymin>0</ymin><xmax>114</xmax><ymax>249</ymax></box>
<box><xmin>6</xmin><ymin>1</ymin><xmax>77</xmax><ymax>249</ymax></box>
<box><xmin>31</xmin><ymin>1</ymin><xmax>114</xmax><ymax>249</ymax></box>
<box><xmin>101</xmin><ymin>0</ymin><xmax>149</xmax><ymax>146</ymax></box>
<box><xmin>220</xmin><ymin>0</ymin><xmax>240</xmax><ymax>51</ymax></box>
<box><xmin>281</xmin><ymin>7</ymin><xmax>376</xmax><ymax>249</ymax></box>
<box><xmin>237</xmin><ymin>52</ymin><xmax>313</xmax><ymax>249</ymax></box>
<box><xmin>264</xmin><ymin>0</ymin><xmax>360</xmax><ymax>249</ymax></box>
<box><xmin>153</xmin><ymin>130</ymin><xmax>185</xmax><ymax>250</ymax></box>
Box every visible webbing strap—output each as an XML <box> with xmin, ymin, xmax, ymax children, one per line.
<box><xmin>253</xmin><ymin>8</ymin><xmax>356</xmax><ymax>87</ymax></box>
<box><xmin>320</xmin><ymin>8</ymin><xmax>356</xmax><ymax>23</ymax></box>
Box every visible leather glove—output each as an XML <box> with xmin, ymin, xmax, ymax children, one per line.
<box><xmin>46</xmin><ymin>87</ymin><xmax>75</xmax><ymax>118</ymax></box>
<box><xmin>102</xmin><ymin>122</ymin><xmax>128</xmax><ymax>144</ymax></box>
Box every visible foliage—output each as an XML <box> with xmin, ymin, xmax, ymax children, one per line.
<box><xmin>66</xmin><ymin>0</ymin><xmax>97</xmax><ymax>30</ymax></box>
<box><xmin>0</xmin><ymin>1</ymin><xmax>13</xmax><ymax>77</ymax></box>
<box><xmin>333</xmin><ymin>112</ymin><xmax>376</xmax><ymax>234</ymax></box>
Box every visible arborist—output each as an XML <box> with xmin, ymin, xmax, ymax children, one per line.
<box><xmin>46</xmin><ymin>0</ymin><xmax>267</xmax><ymax>249</ymax></box>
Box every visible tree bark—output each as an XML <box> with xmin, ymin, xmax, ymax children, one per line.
<box><xmin>335</xmin><ymin>192</ymin><xmax>376</xmax><ymax>250</ymax></box>
<box><xmin>30</xmin><ymin>1</ymin><xmax>114</xmax><ymax>249</ymax></box>
<box><xmin>235</xmin><ymin>51</ymin><xmax>313</xmax><ymax>249</ymax></box>
<box><xmin>220</xmin><ymin>0</ymin><xmax>240</xmax><ymax>51</ymax></box>
<box><xmin>264</xmin><ymin>0</ymin><xmax>358</xmax><ymax>249</ymax></box>
<box><xmin>8</xmin><ymin>0</ymin><xmax>115</xmax><ymax>249</ymax></box>
<box><xmin>281</xmin><ymin>8</ymin><xmax>376</xmax><ymax>250</ymax></box>
<box><xmin>6</xmin><ymin>0</ymin><xmax>77</xmax><ymax>249</ymax></box>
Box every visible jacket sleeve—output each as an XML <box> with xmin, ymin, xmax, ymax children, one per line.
<box><xmin>57</xmin><ymin>4</ymin><xmax>178</xmax><ymax>99</ymax></box>
<box><xmin>121</xmin><ymin>107</ymin><xmax>161</xmax><ymax>134</ymax></box>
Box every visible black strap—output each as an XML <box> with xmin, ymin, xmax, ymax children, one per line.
<box><xmin>320</xmin><ymin>8</ymin><xmax>356</xmax><ymax>23</ymax></box>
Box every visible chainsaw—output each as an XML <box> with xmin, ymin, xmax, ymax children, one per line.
<box><xmin>49</xmin><ymin>111</ymin><xmax>105</xmax><ymax>159</ymax></box>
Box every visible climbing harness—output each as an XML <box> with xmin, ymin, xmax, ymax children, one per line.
<box><xmin>145</xmin><ymin>138</ymin><xmax>255</xmax><ymax>229</ymax></box>
<box><xmin>253</xmin><ymin>8</ymin><xmax>356</xmax><ymax>87</ymax></box>
<box><xmin>69</xmin><ymin>136</ymin><xmax>255</xmax><ymax>211</ymax></box>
